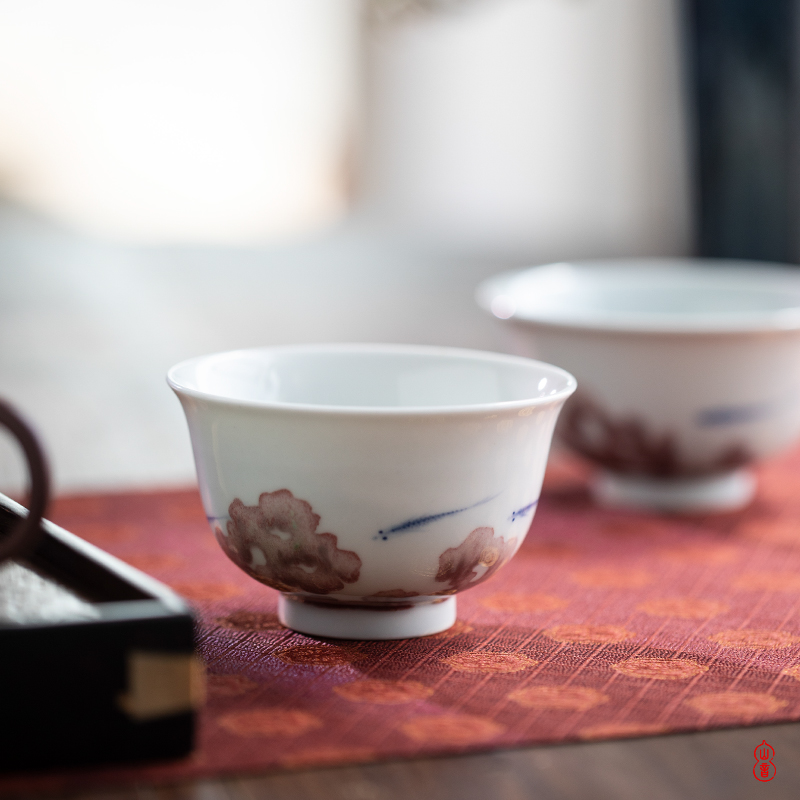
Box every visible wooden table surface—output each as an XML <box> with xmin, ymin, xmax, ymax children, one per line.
<box><xmin>28</xmin><ymin>721</ymin><xmax>791</xmax><ymax>800</ymax></box>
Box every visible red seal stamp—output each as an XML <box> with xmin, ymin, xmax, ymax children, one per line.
<box><xmin>753</xmin><ymin>740</ymin><xmax>776</xmax><ymax>781</ymax></box>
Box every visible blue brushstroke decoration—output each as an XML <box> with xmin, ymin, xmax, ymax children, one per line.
<box><xmin>696</xmin><ymin>402</ymin><xmax>773</xmax><ymax>427</ymax></box>
<box><xmin>509</xmin><ymin>500</ymin><xmax>538</xmax><ymax>522</ymax></box>
<box><xmin>376</xmin><ymin>494</ymin><xmax>498</xmax><ymax>541</ymax></box>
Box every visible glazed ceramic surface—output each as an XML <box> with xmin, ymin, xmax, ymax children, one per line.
<box><xmin>168</xmin><ymin>344</ymin><xmax>575</xmax><ymax>638</ymax></box>
<box><xmin>476</xmin><ymin>259</ymin><xmax>800</xmax><ymax>511</ymax></box>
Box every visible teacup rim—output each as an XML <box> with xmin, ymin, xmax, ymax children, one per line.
<box><xmin>476</xmin><ymin>257</ymin><xmax>800</xmax><ymax>335</ymax></box>
<box><xmin>167</xmin><ymin>342</ymin><xmax>577</xmax><ymax>416</ymax></box>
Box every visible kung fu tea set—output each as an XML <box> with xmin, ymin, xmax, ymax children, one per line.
<box><xmin>168</xmin><ymin>257</ymin><xmax>800</xmax><ymax>640</ymax></box>
<box><xmin>7</xmin><ymin>257</ymin><xmax>800</xmax><ymax>650</ymax></box>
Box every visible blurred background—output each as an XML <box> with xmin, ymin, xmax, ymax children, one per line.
<box><xmin>0</xmin><ymin>0</ymin><xmax>795</xmax><ymax>494</ymax></box>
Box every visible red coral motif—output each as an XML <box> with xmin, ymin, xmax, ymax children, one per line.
<box><xmin>435</xmin><ymin>527</ymin><xmax>516</xmax><ymax>594</ymax></box>
<box><xmin>560</xmin><ymin>391</ymin><xmax>751</xmax><ymax>477</ymax></box>
<box><xmin>220</xmin><ymin>490</ymin><xmax>361</xmax><ymax>594</ymax></box>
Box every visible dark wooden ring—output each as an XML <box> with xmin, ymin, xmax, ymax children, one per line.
<box><xmin>0</xmin><ymin>400</ymin><xmax>50</xmax><ymax>564</ymax></box>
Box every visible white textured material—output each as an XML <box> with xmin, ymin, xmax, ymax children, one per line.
<box><xmin>278</xmin><ymin>595</ymin><xmax>457</xmax><ymax>640</ymax></box>
<box><xmin>592</xmin><ymin>468</ymin><xmax>757</xmax><ymax>513</ymax></box>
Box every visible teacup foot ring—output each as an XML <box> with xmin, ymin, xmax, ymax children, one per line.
<box><xmin>591</xmin><ymin>467</ymin><xmax>756</xmax><ymax>513</ymax></box>
<box><xmin>278</xmin><ymin>595</ymin><xmax>457</xmax><ymax>640</ymax></box>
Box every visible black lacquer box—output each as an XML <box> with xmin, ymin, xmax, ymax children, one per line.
<box><xmin>0</xmin><ymin>493</ymin><xmax>201</xmax><ymax>771</ymax></box>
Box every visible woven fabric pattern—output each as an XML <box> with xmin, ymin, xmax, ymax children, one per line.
<box><xmin>4</xmin><ymin>452</ymin><xmax>800</xmax><ymax>792</ymax></box>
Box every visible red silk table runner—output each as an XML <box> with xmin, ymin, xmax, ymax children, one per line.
<box><xmin>5</xmin><ymin>451</ymin><xmax>800</xmax><ymax>793</ymax></box>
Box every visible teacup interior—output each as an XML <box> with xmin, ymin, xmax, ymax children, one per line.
<box><xmin>170</xmin><ymin>346</ymin><xmax>574</xmax><ymax>409</ymax></box>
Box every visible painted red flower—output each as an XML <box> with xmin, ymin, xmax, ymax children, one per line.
<box><xmin>435</xmin><ymin>526</ymin><xmax>516</xmax><ymax>593</ymax></box>
<box><xmin>220</xmin><ymin>489</ymin><xmax>361</xmax><ymax>594</ymax></box>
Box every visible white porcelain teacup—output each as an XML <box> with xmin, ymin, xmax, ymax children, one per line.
<box><xmin>168</xmin><ymin>344</ymin><xmax>575</xmax><ymax>639</ymax></box>
<box><xmin>477</xmin><ymin>258</ymin><xmax>800</xmax><ymax>512</ymax></box>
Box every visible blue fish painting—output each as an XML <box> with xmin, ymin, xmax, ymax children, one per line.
<box><xmin>509</xmin><ymin>500</ymin><xmax>538</xmax><ymax>522</ymax></box>
<box><xmin>376</xmin><ymin>494</ymin><xmax>499</xmax><ymax>541</ymax></box>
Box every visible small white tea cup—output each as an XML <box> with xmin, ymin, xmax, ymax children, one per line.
<box><xmin>168</xmin><ymin>344</ymin><xmax>575</xmax><ymax>639</ymax></box>
<box><xmin>478</xmin><ymin>258</ymin><xmax>800</xmax><ymax>512</ymax></box>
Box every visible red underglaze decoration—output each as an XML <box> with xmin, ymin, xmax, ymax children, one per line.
<box><xmin>560</xmin><ymin>392</ymin><xmax>751</xmax><ymax>477</ymax></box>
<box><xmin>435</xmin><ymin>527</ymin><xmax>516</xmax><ymax>594</ymax></box>
<box><xmin>221</xmin><ymin>490</ymin><xmax>361</xmax><ymax>594</ymax></box>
